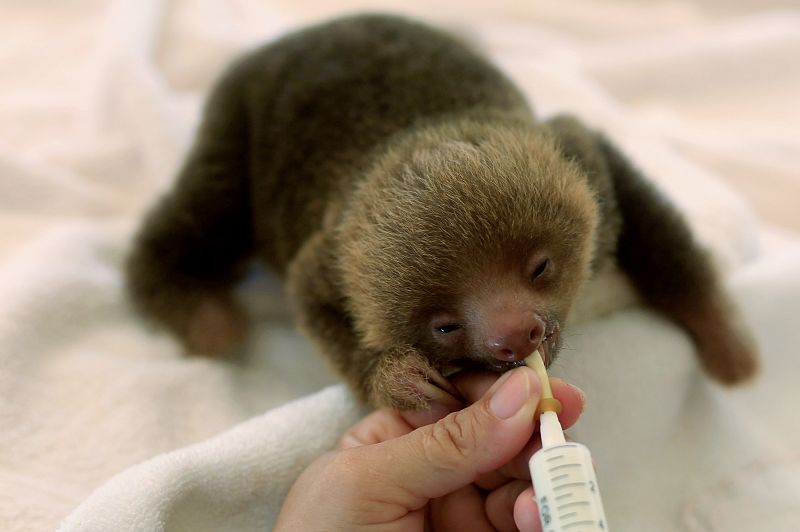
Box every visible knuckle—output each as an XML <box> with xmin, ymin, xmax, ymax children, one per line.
<box><xmin>328</xmin><ymin>450</ymin><xmax>372</xmax><ymax>499</ymax></box>
<box><xmin>423</xmin><ymin>409</ymin><xmax>480</xmax><ymax>470</ymax></box>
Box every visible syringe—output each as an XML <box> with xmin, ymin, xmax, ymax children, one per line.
<box><xmin>525</xmin><ymin>350</ymin><xmax>609</xmax><ymax>532</ymax></box>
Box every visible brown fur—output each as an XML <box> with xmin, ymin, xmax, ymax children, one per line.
<box><xmin>126</xmin><ymin>14</ymin><xmax>758</xmax><ymax>408</ymax></box>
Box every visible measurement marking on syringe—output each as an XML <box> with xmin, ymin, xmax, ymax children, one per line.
<box><xmin>549</xmin><ymin>463</ymin><xmax>580</xmax><ymax>472</ymax></box>
<box><xmin>562</xmin><ymin>520</ymin><xmax>597</xmax><ymax>529</ymax></box>
<box><xmin>546</xmin><ymin>454</ymin><xmax>565</xmax><ymax>462</ymax></box>
<box><xmin>552</xmin><ymin>473</ymin><xmax>570</xmax><ymax>482</ymax></box>
<box><xmin>553</xmin><ymin>481</ymin><xmax>586</xmax><ymax>491</ymax></box>
<box><xmin>555</xmin><ymin>492</ymin><xmax>573</xmax><ymax>501</ymax></box>
<box><xmin>558</xmin><ymin>500</ymin><xmax>590</xmax><ymax>510</ymax></box>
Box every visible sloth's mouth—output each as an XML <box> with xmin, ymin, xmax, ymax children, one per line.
<box><xmin>484</xmin><ymin>358</ymin><xmax>528</xmax><ymax>373</ymax></box>
<box><xmin>442</xmin><ymin>323</ymin><xmax>561</xmax><ymax>377</ymax></box>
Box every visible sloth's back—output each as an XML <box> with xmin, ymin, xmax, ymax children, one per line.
<box><xmin>211</xmin><ymin>14</ymin><xmax>531</xmax><ymax>267</ymax></box>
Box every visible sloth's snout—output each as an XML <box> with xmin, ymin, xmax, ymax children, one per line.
<box><xmin>485</xmin><ymin>315</ymin><xmax>545</xmax><ymax>362</ymax></box>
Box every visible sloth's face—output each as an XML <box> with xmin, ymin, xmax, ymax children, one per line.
<box><xmin>415</xmin><ymin>240</ymin><xmax>587</xmax><ymax>375</ymax></box>
<box><xmin>337</xmin><ymin>123</ymin><xmax>600</xmax><ymax>381</ymax></box>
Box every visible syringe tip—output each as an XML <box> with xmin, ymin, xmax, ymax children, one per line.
<box><xmin>524</xmin><ymin>350</ymin><xmax>562</xmax><ymax>415</ymax></box>
<box><xmin>537</xmin><ymin>397</ymin><xmax>563</xmax><ymax>416</ymax></box>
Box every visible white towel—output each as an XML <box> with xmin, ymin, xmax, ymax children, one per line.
<box><xmin>59</xmin><ymin>385</ymin><xmax>363</xmax><ymax>532</ymax></box>
<box><xmin>59</xmin><ymin>248</ymin><xmax>800</xmax><ymax>532</ymax></box>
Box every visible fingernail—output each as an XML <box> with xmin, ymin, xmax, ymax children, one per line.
<box><xmin>489</xmin><ymin>368</ymin><xmax>534</xmax><ymax>419</ymax></box>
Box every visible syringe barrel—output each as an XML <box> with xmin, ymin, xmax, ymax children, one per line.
<box><xmin>529</xmin><ymin>442</ymin><xmax>609</xmax><ymax>532</ymax></box>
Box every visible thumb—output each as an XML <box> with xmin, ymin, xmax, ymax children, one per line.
<box><xmin>359</xmin><ymin>366</ymin><xmax>541</xmax><ymax>507</ymax></box>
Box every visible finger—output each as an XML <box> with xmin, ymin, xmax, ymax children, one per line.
<box><xmin>514</xmin><ymin>486</ymin><xmax>542</xmax><ymax>532</ymax></box>
<box><xmin>474</xmin><ymin>469</ymin><xmax>509</xmax><ymax>490</ymax></box>
<box><xmin>485</xmin><ymin>480</ymin><xmax>530</xmax><ymax>532</ymax></box>
<box><xmin>549</xmin><ymin>377</ymin><xmax>586</xmax><ymax>430</ymax></box>
<box><xmin>354</xmin><ymin>366</ymin><xmax>542</xmax><ymax>507</ymax></box>
<box><xmin>429</xmin><ymin>485</ymin><xmax>495</xmax><ymax>532</ymax></box>
<box><xmin>450</xmin><ymin>370</ymin><xmax>497</xmax><ymax>402</ymax></box>
<box><xmin>403</xmin><ymin>372</ymin><xmax>585</xmax><ymax>432</ymax></box>
<box><xmin>454</xmin><ymin>373</ymin><xmax>586</xmax><ymax>483</ymax></box>
<box><xmin>497</xmin><ymin>428</ymin><xmax>582</xmax><ymax>482</ymax></box>
<box><xmin>401</xmin><ymin>398</ymin><xmax>463</xmax><ymax>429</ymax></box>
<box><xmin>455</xmin><ymin>373</ymin><xmax>585</xmax><ymax>430</ymax></box>
<box><xmin>338</xmin><ymin>408</ymin><xmax>414</xmax><ymax>449</ymax></box>
<box><xmin>495</xmin><ymin>432</ymin><xmax>543</xmax><ymax>481</ymax></box>
<box><xmin>460</xmin><ymin>374</ymin><xmax>537</xmax><ymax>487</ymax></box>
<box><xmin>409</xmin><ymin>373</ymin><xmax>586</xmax><ymax>486</ymax></box>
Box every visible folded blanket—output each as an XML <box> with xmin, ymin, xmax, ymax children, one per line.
<box><xmin>59</xmin><ymin>385</ymin><xmax>363</xmax><ymax>532</ymax></box>
<box><xmin>59</xmin><ymin>248</ymin><xmax>800</xmax><ymax>532</ymax></box>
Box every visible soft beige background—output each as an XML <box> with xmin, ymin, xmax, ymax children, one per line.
<box><xmin>2</xmin><ymin>0</ymin><xmax>798</xmax><ymax>236</ymax></box>
<box><xmin>1</xmin><ymin>1</ymin><xmax>798</xmax><ymax>531</ymax></box>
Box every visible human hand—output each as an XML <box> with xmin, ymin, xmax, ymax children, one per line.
<box><xmin>274</xmin><ymin>366</ymin><xmax>585</xmax><ymax>531</ymax></box>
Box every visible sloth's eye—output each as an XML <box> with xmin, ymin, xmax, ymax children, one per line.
<box><xmin>532</xmin><ymin>258</ymin><xmax>551</xmax><ymax>280</ymax></box>
<box><xmin>435</xmin><ymin>324</ymin><xmax>462</xmax><ymax>334</ymax></box>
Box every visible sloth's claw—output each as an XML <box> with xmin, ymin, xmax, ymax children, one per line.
<box><xmin>414</xmin><ymin>374</ymin><xmax>462</xmax><ymax>410</ymax></box>
<box><xmin>370</xmin><ymin>347</ymin><xmax>461</xmax><ymax>410</ymax></box>
<box><xmin>425</xmin><ymin>365</ymin><xmax>461</xmax><ymax>397</ymax></box>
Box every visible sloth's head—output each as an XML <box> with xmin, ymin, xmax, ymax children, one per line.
<box><xmin>338</xmin><ymin>120</ymin><xmax>599</xmax><ymax>402</ymax></box>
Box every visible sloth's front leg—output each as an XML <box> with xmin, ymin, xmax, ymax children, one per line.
<box><xmin>287</xmin><ymin>231</ymin><xmax>460</xmax><ymax>409</ymax></box>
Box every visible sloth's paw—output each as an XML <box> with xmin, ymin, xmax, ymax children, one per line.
<box><xmin>698</xmin><ymin>330</ymin><xmax>759</xmax><ymax>386</ymax></box>
<box><xmin>369</xmin><ymin>347</ymin><xmax>461</xmax><ymax>411</ymax></box>
<box><xmin>184</xmin><ymin>296</ymin><xmax>248</xmax><ymax>357</ymax></box>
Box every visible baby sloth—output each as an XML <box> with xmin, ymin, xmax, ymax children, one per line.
<box><xmin>126</xmin><ymin>14</ymin><xmax>758</xmax><ymax>409</ymax></box>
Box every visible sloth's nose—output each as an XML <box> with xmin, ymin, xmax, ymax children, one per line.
<box><xmin>485</xmin><ymin>315</ymin><xmax>545</xmax><ymax>362</ymax></box>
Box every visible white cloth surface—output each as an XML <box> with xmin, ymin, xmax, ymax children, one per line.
<box><xmin>0</xmin><ymin>0</ymin><xmax>798</xmax><ymax>531</ymax></box>
<box><xmin>59</xmin><ymin>386</ymin><xmax>362</xmax><ymax>532</ymax></box>
<box><xmin>58</xmin><ymin>248</ymin><xmax>800</xmax><ymax>532</ymax></box>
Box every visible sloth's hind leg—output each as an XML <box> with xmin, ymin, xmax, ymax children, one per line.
<box><xmin>602</xmin><ymin>137</ymin><xmax>759</xmax><ymax>384</ymax></box>
<box><xmin>126</xmin><ymin>72</ymin><xmax>253</xmax><ymax>356</ymax></box>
